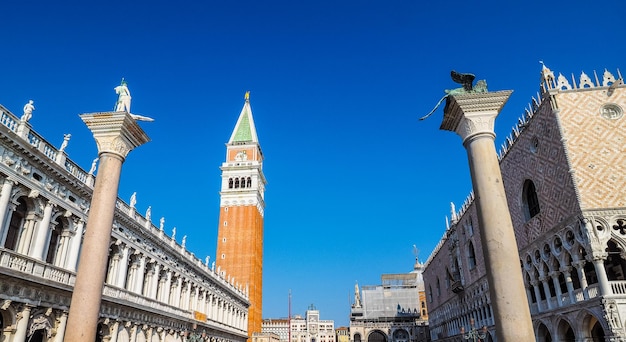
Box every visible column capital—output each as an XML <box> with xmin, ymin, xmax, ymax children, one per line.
<box><xmin>80</xmin><ymin>112</ymin><xmax>150</xmax><ymax>160</ymax></box>
<box><xmin>440</xmin><ymin>90</ymin><xmax>513</xmax><ymax>143</ymax></box>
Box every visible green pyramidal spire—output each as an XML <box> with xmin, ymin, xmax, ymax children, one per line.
<box><xmin>228</xmin><ymin>91</ymin><xmax>259</xmax><ymax>144</ymax></box>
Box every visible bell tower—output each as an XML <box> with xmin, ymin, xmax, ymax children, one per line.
<box><xmin>216</xmin><ymin>92</ymin><xmax>266</xmax><ymax>337</ymax></box>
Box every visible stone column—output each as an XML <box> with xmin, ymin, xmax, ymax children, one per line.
<box><xmin>66</xmin><ymin>220</ymin><xmax>84</xmax><ymax>271</ymax></box>
<box><xmin>562</xmin><ymin>267</ymin><xmax>577</xmax><ymax>304</ymax></box>
<box><xmin>0</xmin><ymin>178</ymin><xmax>15</xmax><ymax>239</ymax></box>
<box><xmin>116</xmin><ymin>245</ymin><xmax>130</xmax><ymax>288</ymax></box>
<box><xmin>550</xmin><ymin>271</ymin><xmax>563</xmax><ymax>307</ymax></box>
<box><xmin>109</xmin><ymin>321</ymin><xmax>120</xmax><ymax>342</ymax></box>
<box><xmin>591</xmin><ymin>254</ymin><xmax>612</xmax><ymax>296</ymax></box>
<box><xmin>18</xmin><ymin>217</ymin><xmax>37</xmax><ymax>254</ymax></box>
<box><xmin>539</xmin><ymin>276</ymin><xmax>553</xmax><ymax>310</ymax></box>
<box><xmin>440</xmin><ymin>91</ymin><xmax>534</xmax><ymax>341</ymax></box>
<box><xmin>30</xmin><ymin>202</ymin><xmax>54</xmax><ymax>260</ymax></box>
<box><xmin>163</xmin><ymin>271</ymin><xmax>172</xmax><ymax>303</ymax></box>
<box><xmin>174</xmin><ymin>277</ymin><xmax>183</xmax><ymax>307</ymax></box>
<box><xmin>134</xmin><ymin>255</ymin><xmax>146</xmax><ymax>294</ymax></box>
<box><xmin>13</xmin><ymin>305</ymin><xmax>32</xmax><ymax>342</ymax></box>
<box><xmin>530</xmin><ymin>280</ymin><xmax>543</xmax><ymax>312</ymax></box>
<box><xmin>65</xmin><ymin>112</ymin><xmax>150</xmax><ymax>342</ymax></box>
<box><xmin>150</xmin><ymin>264</ymin><xmax>161</xmax><ymax>299</ymax></box>
<box><xmin>53</xmin><ymin>311</ymin><xmax>68</xmax><ymax>342</ymax></box>
<box><xmin>56</xmin><ymin>231</ymin><xmax>71</xmax><ymax>267</ymax></box>
<box><xmin>574</xmin><ymin>260</ymin><xmax>590</xmax><ymax>300</ymax></box>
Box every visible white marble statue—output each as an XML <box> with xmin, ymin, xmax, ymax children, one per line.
<box><xmin>159</xmin><ymin>217</ymin><xmax>165</xmax><ymax>231</ymax></box>
<box><xmin>171</xmin><ymin>226</ymin><xmax>176</xmax><ymax>239</ymax></box>
<box><xmin>182</xmin><ymin>235</ymin><xmax>186</xmax><ymax>247</ymax></box>
<box><xmin>114</xmin><ymin>79</ymin><xmax>132</xmax><ymax>112</ymax></box>
<box><xmin>59</xmin><ymin>134</ymin><xmax>71</xmax><ymax>152</ymax></box>
<box><xmin>146</xmin><ymin>206</ymin><xmax>152</xmax><ymax>221</ymax></box>
<box><xmin>21</xmin><ymin>100</ymin><xmax>35</xmax><ymax>122</ymax></box>
<box><xmin>130</xmin><ymin>192</ymin><xmax>137</xmax><ymax>208</ymax></box>
<box><xmin>88</xmin><ymin>158</ymin><xmax>99</xmax><ymax>175</ymax></box>
<box><xmin>205</xmin><ymin>256</ymin><xmax>210</xmax><ymax>266</ymax></box>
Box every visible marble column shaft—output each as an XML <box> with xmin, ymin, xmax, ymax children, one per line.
<box><xmin>65</xmin><ymin>111</ymin><xmax>149</xmax><ymax>342</ymax></box>
<box><xmin>441</xmin><ymin>91</ymin><xmax>534</xmax><ymax>341</ymax></box>
<box><xmin>31</xmin><ymin>202</ymin><xmax>54</xmax><ymax>260</ymax></box>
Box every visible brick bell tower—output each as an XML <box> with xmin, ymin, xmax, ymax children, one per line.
<box><xmin>216</xmin><ymin>91</ymin><xmax>266</xmax><ymax>338</ymax></box>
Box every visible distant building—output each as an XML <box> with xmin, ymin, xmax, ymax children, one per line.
<box><xmin>252</xmin><ymin>332</ymin><xmax>281</xmax><ymax>342</ymax></box>
<box><xmin>263</xmin><ymin>305</ymin><xmax>335</xmax><ymax>342</ymax></box>
<box><xmin>350</xmin><ymin>261</ymin><xmax>430</xmax><ymax>342</ymax></box>
<box><xmin>423</xmin><ymin>66</ymin><xmax>626</xmax><ymax>341</ymax></box>
<box><xmin>262</xmin><ymin>318</ymin><xmax>290</xmax><ymax>342</ymax></box>
<box><xmin>336</xmin><ymin>326</ymin><xmax>350</xmax><ymax>342</ymax></box>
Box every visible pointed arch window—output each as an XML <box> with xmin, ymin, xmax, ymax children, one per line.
<box><xmin>234</xmin><ymin>178</ymin><xmax>240</xmax><ymax>188</ymax></box>
<box><xmin>427</xmin><ymin>285</ymin><xmax>433</xmax><ymax>303</ymax></box>
<box><xmin>522</xmin><ymin>179</ymin><xmax>540</xmax><ymax>220</ymax></box>
<box><xmin>468</xmin><ymin>241</ymin><xmax>477</xmax><ymax>269</ymax></box>
<box><xmin>246</xmin><ymin>177</ymin><xmax>252</xmax><ymax>188</ymax></box>
<box><xmin>228</xmin><ymin>178</ymin><xmax>234</xmax><ymax>189</ymax></box>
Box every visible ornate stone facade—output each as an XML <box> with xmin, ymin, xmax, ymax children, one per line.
<box><xmin>423</xmin><ymin>66</ymin><xmax>626</xmax><ymax>341</ymax></box>
<box><xmin>349</xmin><ymin>262</ymin><xmax>430</xmax><ymax>342</ymax></box>
<box><xmin>262</xmin><ymin>306</ymin><xmax>335</xmax><ymax>342</ymax></box>
<box><xmin>0</xmin><ymin>103</ymin><xmax>249</xmax><ymax>342</ymax></box>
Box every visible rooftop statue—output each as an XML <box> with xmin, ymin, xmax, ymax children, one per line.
<box><xmin>59</xmin><ymin>134</ymin><xmax>71</xmax><ymax>152</ymax></box>
<box><xmin>21</xmin><ymin>100</ymin><xmax>35</xmax><ymax>122</ymax></box>
<box><xmin>419</xmin><ymin>71</ymin><xmax>488</xmax><ymax>120</ymax></box>
<box><xmin>88</xmin><ymin>158</ymin><xmax>99</xmax><ymax>175</ymax></box>
<box><xmin>130</xmin><ymin>192</ymin><xmax>137</xmax><ymax>209</ymax></box>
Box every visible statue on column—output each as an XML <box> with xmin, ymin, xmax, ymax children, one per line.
<box><xmin>419</xmin><ymin>71</ymin><xmax>488</xmax><ymax>121</ymax></box>
<box><xmin>114</xmin><ymin>79</ymin><xmax>132</xmax><ymax>113</ymax></box>
<box><xmin>21</xmin><ymin>100</ymin><xmax>35</xmax><ymax>122</ymax></box>
<box><xmin>114</xmin><ymin>78</ymin><xmax>154</xmax><ymax>121</ymax></box>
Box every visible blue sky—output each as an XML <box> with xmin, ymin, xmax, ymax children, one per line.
<box><xmin>2</xmin><ymin>0</ymin><xmax>625</xmax><ymax>327</ymax></box>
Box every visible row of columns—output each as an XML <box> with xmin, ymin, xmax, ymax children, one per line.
<box><xmin>0</xmin><ymin>179</ymin><xmax>247</xmax><ymax>332</ymax></box>
<box><xmin>9</xmin><ymin>306</ymin><xmax>68</xmax><ymax>342</ymax></box>
<box><xmin>526</xmin><ymin>255</ymin><xmax>609</xmax><ymax>313</ymax></box>
<box><xmin>105</xmin><ymin>242</ymin><xmax>247</xmax><ymax>331</ymax></box>
<box><xmin>0</xmin><ymin>178</ymin><xmax>84</xmax><ymax>271</ymax></box>
<box><xmin>5</xmin><ymin>304</ymin><xmax>241</xmax><ymax>342</ymax></box>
